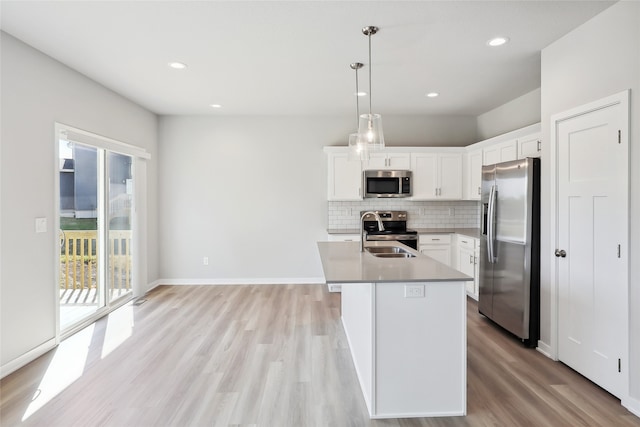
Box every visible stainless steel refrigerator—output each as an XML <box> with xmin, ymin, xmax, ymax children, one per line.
<box><xmin>479</xmin><ymin>157</ymin><xmax>540</xmax><ymax>347</ymax></box>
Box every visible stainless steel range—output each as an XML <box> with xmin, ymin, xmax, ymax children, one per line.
<box><xmin>361</xmin><ymin>210</ymin><xmax>418</xmax><ymax>250</ymax></box>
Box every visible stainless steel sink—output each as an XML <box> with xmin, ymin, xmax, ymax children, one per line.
<box><xmin>365</xmin><ymin>246</ymin><xmax>416</xmax><ymax>258</ymax></box>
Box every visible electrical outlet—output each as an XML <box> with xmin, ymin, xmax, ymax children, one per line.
<box><xmin>35</xmin><ymin>217</ymin><xmax>47</xmax><ymax>233</ymax></box>
<box><xmin>404</xmin><ymin>284</ymin><xmax>425</xmax><ymax>298</ymax></box>
<box><xmin>449</xmin><ymin>207</ymin><xmax>455</xmax><ymax>216</ymax></box>
<box><xmin>203</xmin><ymin>256</ymin><xmax>209</xmax><ymax>266</ymax></box>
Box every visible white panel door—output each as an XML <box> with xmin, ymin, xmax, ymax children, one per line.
<box><xmin>556</xmin><ymin>94</ymin><xmax>628</xmax><ymax>399</ymax></box>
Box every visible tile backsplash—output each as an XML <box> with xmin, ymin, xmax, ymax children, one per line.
<box><xmin>328</xmin><ymin>200</ymin><xmax>480</xmax><ymax>230</ymax></box>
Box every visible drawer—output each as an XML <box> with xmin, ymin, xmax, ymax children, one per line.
<box><xmin>456</xmin><ymin>235</ymin><xmax>476</xmax><ymax>249</ymax></box>
<box><xmin>419</xmin><ymin>234</ymin><xmax>452</xmax><ymax>245</ymax></box>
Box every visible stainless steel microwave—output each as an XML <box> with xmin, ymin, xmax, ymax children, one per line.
<box><xmin>363</xmin><ymin>170</ymin><xmax>412</xmax><ymax>198</ymax></box>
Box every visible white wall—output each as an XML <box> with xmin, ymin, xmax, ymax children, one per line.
<box><xmin>540</xmin><ymin>1</ymin><xmax>640</xmax><ymax>407</ymax></box>
<box><xmin>0</xmin><ymin>33</ymin><xmax>159</xmax><ymax>372</ymax></box>
<box><xmin>380</xmin><ymin>115</ymin><xmax>478</xmax><ymax>147</ymax></box>
<box><xmin>157</xmin><ymin>115</ymin><xmax>477</xmax><ymax>283</ymax></box>
<box><xmin>476</xmin><ymin>88</ymin><xmax>541</xmax><ymax>140</ymax></box>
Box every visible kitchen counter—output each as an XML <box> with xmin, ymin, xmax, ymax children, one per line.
<box><xmin>316</xmin><ymin>240</ymin><xmax>468</xmax><ymax>419</ymax></box>
<box><xmin>317</xmin><ymin>240</ymin><xmax>472</xmax><ymax>283</ymax></box>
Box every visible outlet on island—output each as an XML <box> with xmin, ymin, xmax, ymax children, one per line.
<box><xmin>404</xmin><ymin>284</ymin><xmax>425</xmax><ymax>298</ymax></box>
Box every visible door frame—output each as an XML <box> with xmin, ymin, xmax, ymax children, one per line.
<box><xmin>548</xmin><ymin>89</ymin><xmax>630</xmax><ymax>381</ymax></box>
<box><xmin>53</xmin><ymin>123</ymin><xmax>150</xmax><ymax>342</ymax></box>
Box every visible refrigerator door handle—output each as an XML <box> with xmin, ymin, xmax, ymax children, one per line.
<box><xmin>487</xmin><ymin>184</ymin><xmax>496</xmax><ymax>263</ymax></box>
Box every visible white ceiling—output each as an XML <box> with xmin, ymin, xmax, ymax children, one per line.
<box><xmin>0</xmin><ymin>1</ymin><xmax>615</xmax><ymax>117</ymax></box>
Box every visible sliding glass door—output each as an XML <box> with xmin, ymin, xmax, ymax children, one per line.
<box><xmin>58</xmin><ymin>132</ymin><xmax>135</xmax><ymax>334</ymax></box>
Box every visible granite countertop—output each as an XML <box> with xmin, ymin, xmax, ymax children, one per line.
<box><xmin>317</xmin><ymin>240</ymin><xmax>473</xmax><ymax>284</ymax></box>
<box><xmin>326</xmin><ymin>228</ymin><xmax>481</xmax><ymax>239</ymax></box>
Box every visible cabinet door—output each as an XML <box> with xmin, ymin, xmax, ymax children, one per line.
<box><xmin>483</xmin><ymin>145</ymin><xmax>500</xmax><ymax>166</ymax></box>
<box><xmin>483</xmin><ymin>139</ymin><xmax>518</xmax><ymax>165</ymax></box>
<box><xmin>518</xmin><ymin>133</ymin><xmax>542</xmax><ymax>158</ymax></box>
<box><xmin>457</xmin><ymin>246</ymin><xmax>475</xmax><ymax>293</ymax></box>
<box><xmin>364</xmin><ymin>152</ymin><xmax>388</xmax><ymax>169</ymax></box>
<box><xmin>466</xmin><ymin>149</ymin><xmax>483</xmax><ymax>200</ymax></box>
<box><xmin>410</xmin><ymin>153</ymin><xmax>438</xmax><ymax>200</ymax></box>
<box><xmin>499</xmin><ymin>140</ymin><xmax>518</xmax><ymax>162</ymax></box>
<box><xmin>438</xmin><ymin>153</ymin><xmax>462</xmax><ymax>199</ymax></box>
<box><xmin>327</xmin><ymin>152</ymin><xmax>362</xmax><ymax>201</ymax></box>
<box><xmin>387</xmin><ymin>153</ymin><xmax>411</xmax><ymax>169</ymax></box>
<box><xmin>420</xmin><ymin>246</ymin><xmax>451</xmax><ymax>266</ymax></box>
<box><xmin>365</xmin><ymin>152</ymin><xmax>411</xmax><ymax>169</ymax></box>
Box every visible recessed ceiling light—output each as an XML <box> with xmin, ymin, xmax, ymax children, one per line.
<box><xmin>209</xmin><ymin>104</ymin><xmax>222</xmax><ymax>108</ymax></box>
<box><xmin>487</xmin><ymin>37</ymin><xmax>509</xmax><ymax>47</ymax></box>
<box><xmin>426</xmin><ymin>92</ymin><xmax>439</xmax><ymax>98</ymax></box>
<box><xmin>168</xmin><ymin>61</ymin><xmax>187</xmax><ymax>69</ymax></box>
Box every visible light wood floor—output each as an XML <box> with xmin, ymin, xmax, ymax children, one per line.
<box><xmin>1</xmin><ymin>284</ymin><xmax>638</xmax><ymax>426</ymax></box>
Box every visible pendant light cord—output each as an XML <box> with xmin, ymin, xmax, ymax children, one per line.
<box><xmin>368</xmin><ymin>31</ymin><xmax>372</xmax><ymax>117</ymax></box>
<box><xmin>355</xmin><ymin>66</ymin><xmax>360</xmax><ymax>128</ymax></box>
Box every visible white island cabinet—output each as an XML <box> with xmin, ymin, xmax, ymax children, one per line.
<box><xmin>317</xmin><ymin>241</ymin><xmax>470</xmax><ymax>419</ymax></box>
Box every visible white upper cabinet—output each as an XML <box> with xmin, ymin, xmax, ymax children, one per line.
<box><xmin>517</xmin><ymin>132</ymin><xmax>542</xmax><ymax>158</ymax></box>
<box><xmin>364</xmin><ymin>152</ymin><xmax>411</xmax><ymax>170</ymax></box>
<box><xmin>411</xmin><ymin>152</ymin><xmax>462</xmax><ymax>200</ymax></box>
<box><xmin>483</xmin><ymin>139</ymin><xmax>518</xmax><ymax>165</ymax></box>
<box><xmin>326</xmin><ymin>151</ymin><xmax>362</xmax><ymax>201</ymax></box>
<box><xmin>464</xmin><ymin>149</ymin><xmax>483</xmax><ymax>200</ymax></box>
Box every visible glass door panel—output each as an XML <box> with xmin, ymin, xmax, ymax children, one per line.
<box><xmin>59</xmin><ymin>142</ymin><xmax>104</xmax><ymax>330</ymax></box>
<box><xmin>107</xmin><ymin>152</ymin><xmax>133</xmax><ymax>304</ymax></box>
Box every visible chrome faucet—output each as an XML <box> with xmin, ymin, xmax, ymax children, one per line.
<box><xmin>360</xmin><ymin>211</ymin><xmax>385</xmax><ymax>252</ymax></box>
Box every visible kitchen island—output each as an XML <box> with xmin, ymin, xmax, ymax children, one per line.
<box><xmin>317</xmin><ymin>241</ymin><xmax>472</xmax><ymax>419</ymax></box>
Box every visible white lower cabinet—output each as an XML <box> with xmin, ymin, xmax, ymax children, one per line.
<box><xmin>456</xmin><ymin>235</ymin><xmax>479</xmax><ymax>300</ymax></box>
<box><xmin>418</xmin><ymin>234</ymin><xmax>452</xmax><ymax>267</ymax></box>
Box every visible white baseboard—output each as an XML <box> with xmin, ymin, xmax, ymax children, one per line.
<box><xmin>0</xmin><ymin>338</ymin><xmax>57</xmax><ymax>379</ymax></box>
<box><xmin>623</xmin><ymin>395</ymin><xmax>640</xmax><ymax>418</ymax></box>
<box><xmin>156</xmin><ymin>277</ymin><xmax>326</xmax><ymax>286</ymax></box>
<box><xmin>536</xmin><ymin>340</ymin><xmax>554</xmax><ymax>360</ymax></box>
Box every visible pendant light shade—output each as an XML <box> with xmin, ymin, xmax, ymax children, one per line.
<box><xmin>358</xmin><ymin>113</ymin><xmax>384</xmax><ymax>150</ymax></box>
<box><xmin>356</xmin><ymin>26</ymin><xmax>385</xmax><ymax>151</ymax></box>
<box><xmin>348</xmin><ymin>62</ymin><xmax>369</xmax><ymax>160</ymax></box>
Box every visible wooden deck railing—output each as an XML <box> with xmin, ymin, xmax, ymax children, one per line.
<box><xmin>59</xmin><ymin>229</ymin><xmax>132</xmax><ymax>291</ymax></box>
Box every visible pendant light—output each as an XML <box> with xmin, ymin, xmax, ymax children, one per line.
<box><xmin>348</xmin><ymin>62</ymin><xmax>368</xmax><ymax>160</ymax></box>
<box><xmin>357</xmin><ymin>26</ymin><xmax>384</xmax><ymax>151</ymax></box>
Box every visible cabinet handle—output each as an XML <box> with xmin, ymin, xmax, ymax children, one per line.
<box><xmin>435</xmin><ymin>188</ymin><xmax>438</xmax><ymax>196</ymax></box>
<box><xmin>477</xmin><ymin>186</ymin><xmax>481</xmax><ymax>195</ymax></box>
<box><xmin>461</xmin><ymin>240</ymin><xmax>467</xmax><ymax>243</ymax></box>
<box><xmin>469</xmin><ymin>254</ymin><xmax>474</xmax><ymax>264</ymax></box>
<box><xmin>432</xmin><ymin>238</ymin><xmax>440</xmax><ymax>241</ymax></box>
<box><xmin>537</xmin><ymin>140</ymin><xmax>541</xmax><ymax>152</ymax></box>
